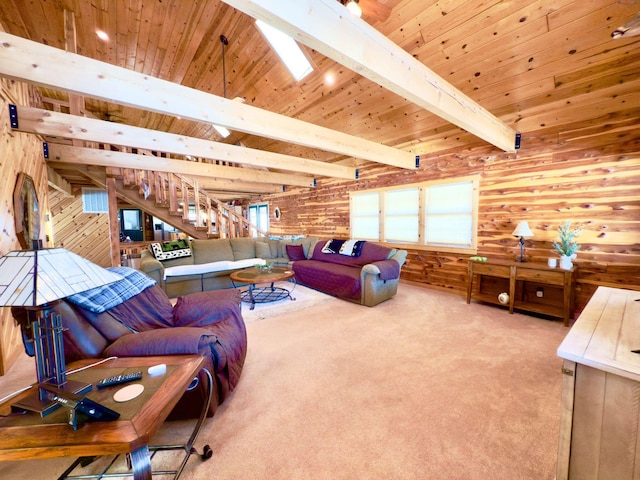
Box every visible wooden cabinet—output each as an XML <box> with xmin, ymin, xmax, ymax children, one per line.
<box><xmin>466</xmin><ymin>259</ymin><xmax>575</xmax><ymax>325</ymax></box>
<box><xmin>556</xmin><ymin>287</ymin><xmax>640</xmax><ymax>480</ymax></box>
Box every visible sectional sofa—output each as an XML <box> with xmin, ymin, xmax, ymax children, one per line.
<box><xmin>140</xmin><ymin>237</ymin><xmax>316</xmax><ymax>298</ymax></box>
<box><xmin>139</xmin><ymin>237</ymin><xmax>407</xmax><ymax>306</ymax></box>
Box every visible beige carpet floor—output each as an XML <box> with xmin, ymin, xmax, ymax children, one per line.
<box><xmin>0</xmin><ymin>283</ymin><xmax>568</xmax><ymax>480</ymax></box>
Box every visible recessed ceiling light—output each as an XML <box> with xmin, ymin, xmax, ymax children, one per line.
<box><xmin>96</xmin><ymin>30</ymin><xmax>109</xmax><ymax>42</ymax></box>
<box><xmin>345</xmin><ymin>0</ymin><xmax>362</xmax><ymax>17</ymax></box>
<box><xmin>325</xmin><ymin>73</ymin><xmax>335</xmax><ymax>85</ymax></box>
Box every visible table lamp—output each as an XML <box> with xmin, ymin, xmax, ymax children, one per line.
<box><xmin>0</xmin><ymin>241</ymin><xmax>122</xmax><ymax>416</ymax></box>
<box><xmin>512</xmin><ymin>221</ymin><xmax>534</xmax><ymax>262</ymax></box>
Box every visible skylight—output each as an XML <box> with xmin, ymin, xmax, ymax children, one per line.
<box><xmin>256</xmin><ymin>20</ymin><xmax>313</xmax><ymax>81</ymax></box>
<box><xmin>213</xmin><ymin>124</ymin><xmax>231</xmax><ymax>138</ymax></box>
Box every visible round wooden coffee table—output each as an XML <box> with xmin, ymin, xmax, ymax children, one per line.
<box><xmin>230</xmin><ymin>266</ymin><xmax>296</xmax><ymax>310</ymax></box>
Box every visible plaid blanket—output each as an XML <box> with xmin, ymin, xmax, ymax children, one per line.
<box><xmin>66</xmin><ymin>266</ymin><xmax>156</xmax><ymax>313</ymax></box>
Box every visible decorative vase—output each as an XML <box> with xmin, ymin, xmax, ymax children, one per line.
<box><xmin>559</xmin><ymin>255</ymin><xmax>573</xmax><ymax>270</ymax></box>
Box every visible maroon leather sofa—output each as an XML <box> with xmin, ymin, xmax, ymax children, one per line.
<box><xmin>12</xmin><ymin>284</ymin><xmax>246</xmax><ymax>419</ymax></box>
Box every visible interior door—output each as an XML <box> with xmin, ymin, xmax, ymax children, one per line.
<box><xmin>120</xmin><ymin>209</ymin><xmax>143</xmax><ymax>241</ymax></box>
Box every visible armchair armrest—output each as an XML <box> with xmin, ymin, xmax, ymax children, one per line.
<box><xmin>104</xmin><ymin>327</ymin><xmax>216</xmax><ymax>357</ymax></box>
<box><xmin>362</xmin><ymin>259</ymin><xmax>400</xmax><ymax>280</ymax></box>
<box><xmin>139</xmin><ymin>250</ymin><xmax>163</xmax><ymax>284</ymax></box>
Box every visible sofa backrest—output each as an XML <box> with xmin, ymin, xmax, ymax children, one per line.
<box><xmin>230</xmin><ymin>237</ymin><xmax>258</xmax><ymax>260</ymax></box>
<box><xmin>143</xmin><ymin>247</ymin><xmax>195</xmax><ymax>270</ymax></box>
<box><xmin>310</xmin><ymin>240</ymin><xmax>393</xmax><ymax>268</ymax></box>
<box><xmin>191</xmin><ymin>238</ymin><xmax>234</xmax><ymax>263</ymax></box>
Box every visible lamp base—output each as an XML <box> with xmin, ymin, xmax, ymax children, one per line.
<box><xmin>12</xmin><ymin>380</ymin><xmax>92</xmax><ymax>417</ymax></box>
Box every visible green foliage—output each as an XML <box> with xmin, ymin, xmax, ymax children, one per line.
<box><xmin>552</xmin><ymin>221</ymin><xmax>583</xmax><ymax>256</ymax></box>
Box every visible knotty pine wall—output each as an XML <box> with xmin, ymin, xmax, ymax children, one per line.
<box><xmin>265</xmin><ymin>130</ymin><xmax>640</xmax><ymax>315</ymax></box>
<box><xmin>0</xmin><ymin>78</ymin><xmax>51</xmax><ymax>375</ymax></box>
<box><xmin>48</xmin><ymin>190</ymin><xmax>111</xmax><ymax>268</ymax></box>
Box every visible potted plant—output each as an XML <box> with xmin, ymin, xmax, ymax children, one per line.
<box><xmin>552</xmin><ymin>221</ymin><xmax>583</xmax><ymax>270</ymax></box>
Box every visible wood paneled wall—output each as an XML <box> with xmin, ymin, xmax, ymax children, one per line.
<box><xmin>266</xmin><ymin>129</ymin><xmax>640</xmax><ymax>315</ymax></box>
<box><xmin>48</xmin><ymin>190</ymin><xmax>112</xmax><ymax>268</ymax></box>
<box><xmin>0</xmin><ymin>78</ymin><xmax>50</xmax><ymax>375</ymax></box>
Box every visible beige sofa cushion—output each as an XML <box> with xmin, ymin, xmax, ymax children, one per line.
<box><xmin>191</xmin><ymin>239</ymin><xmax>234</xmax><ymax>263</ymax></box>
<box><xmin>230</xmin><ymin>237</ymin><xmax>257</xmax><ymax>260</ymax></box>
<box><xmin>255</xmin><ymin>242</ymin><xmax>272</xmax><ymax>259</ymax></box>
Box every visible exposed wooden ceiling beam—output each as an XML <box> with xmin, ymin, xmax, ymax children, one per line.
<box><xmin>0</xmin><ymin>32</ymin><xmax>415</xmax><ymax>169</ymax></box>
<box><xmin>204</xmin><ymin>191</ymin><xmax>264</xmax><ymax>201</ymax></box>
<box><xmin>68</xmin><ymin>163</ymin><xmax>275</xmax><ymax>197</ymax></box>
<box><xmin>223</xmin><ymin>0</ymin><xmax>517</xmax><ymax>153</ymax></box>
<box><xmin>188</xmin><ymin>176</ymin><xmax>283</xmax><ymax>194</ymax></box>
<box><xmin>46</xmin><ymin>144</ymin><xmax>316</xmax><ymax>188</ymax></box>
<box><xmin>13</xmin><ymin>106</ymin><xmax>357</xmax><ymax>180</ymax></box>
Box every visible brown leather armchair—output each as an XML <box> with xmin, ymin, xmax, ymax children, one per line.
<box><xmin>12</xmin><ymin>283</ymin><xmax>246</xmax><ymax>419</ymax></box>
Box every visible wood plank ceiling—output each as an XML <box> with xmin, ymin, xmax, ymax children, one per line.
<box><xmin>0</xmin><ymin>0</ymin><xmax>639</xmax><ymax>200</ymax></box>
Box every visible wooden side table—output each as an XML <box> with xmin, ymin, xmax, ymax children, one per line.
<box><xmin>467</xmin><ymin>259</ymin><xmax>575</xmax><ymax>325</ymax></box>
<box><xmin>0</xmin><ymin>355</ymin><xmax>211</xmax><ymax>480</ymax></box>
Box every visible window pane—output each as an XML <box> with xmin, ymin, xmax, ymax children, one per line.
<box><xmin>425</xmin><ymin>215</ymin><xmax>473</xmax><ymax>246</ymax></box>
<box><xmin>352</xmin><ymin>192</ymin><xmax>379</xmax><ymax>215</ymax></box>
<box><xmin>385</xmin><ymin>189</ymin><xmax>419</xmax><ymax>242</ymax></box>
<box><xmin>386</xmin><ymin>216</ymin><xmax>419</xmax><ymax>242</ymax></box>
<box><xmin>82</xmin><ymin>188</ymin><xmax>108</xmax><ymax>213</ymax></box>
<box><xmin>426</xmin><ymin>182</ymin><xmax>473</xmax><ymax>214</ymax></box>
<box><xmin>351</xmin><ymin>192</ymin><xmax>380</xmax><ymax>240</ymax></box>
<box><xmin>352</xmin><ymin>217</ymin><xmax>379</xmax><ymax>240</ymax></box>
<box><xmin>249</xmin><ymin>203</ymin><xmax>269</xmax><ymax>233</ymax></box>
<box><xmin>258</xmin><ymin>204</ymin><xmax>268</xmax><ymax>231</ymax></box>
<box><xmin>386</xmin><ymin>189</ymin><xmax>419</xmax><ymax>214</ymax></box>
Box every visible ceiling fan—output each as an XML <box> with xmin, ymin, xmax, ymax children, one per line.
<box><xmin>339</xmin><ymin>0</ymin><xmax>391</xmax><ymax>23</ymax></box>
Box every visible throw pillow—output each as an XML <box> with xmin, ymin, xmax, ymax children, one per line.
<box><xmin>255</xmin><ymin>242</ymin><xmax>272</xmax><ymax>259</ymax></box>
<box><xmin>321</xmin><ymin>239</ymin><xmax>345</xmax><ymax>254</ymax></box>
<box><xmin>339</xmin><ymin>239</ymin><xmax>366</xmax><ymax>257</ymax></box>
<box><xmin>286</xmin><ymin>244</ymin><xmax>306</xmax><ymax>261</ymax></box>
<box><xmin>150</xmin><ymin>239</ymin><xmax>192</xmax><ymax>261</ymax></box>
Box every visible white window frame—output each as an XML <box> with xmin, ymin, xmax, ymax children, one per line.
<box><xmin>349</xmin><ymin>176</ymin><xmax>480</xmax><ymax>254</ymax></box>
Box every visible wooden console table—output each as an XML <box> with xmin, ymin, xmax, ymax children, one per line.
<box><xmin>466</xmin><ymin>259</ymin><xmax>575</xmax><ymax>326</ymax></box>
<box><xmin>0</xmin><ymin>355</ymin><xmax>210</xmax><ymax>480</ymax></box>
<box><xmin>556</xmin><ymin>286</ymin><xmax>640</xmax><ymax>480</ymax></box>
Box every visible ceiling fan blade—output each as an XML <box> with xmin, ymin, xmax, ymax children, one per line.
<box><xmin>359</xmin><ymin>0</ymin><xmax>391</xmax><ymax>23</ymax></box>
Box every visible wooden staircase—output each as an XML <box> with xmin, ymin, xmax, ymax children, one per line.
<box><xmin>105</xmin><ymin>166</ymin><xmax>267</xmax><ymax>239</ymax></box>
